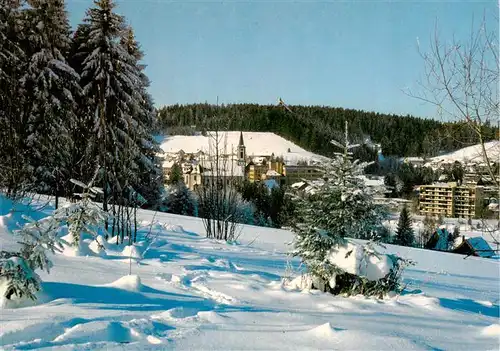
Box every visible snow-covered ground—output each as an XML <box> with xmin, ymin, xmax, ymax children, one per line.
<box><xmin>1</xmin><ymin>199</ymin><xmax>499</xmax><ymax>350</ymax></box>
<box><xmin>159</xmin><ymin>132</ymin><xmax>328</xmax><ymax>165</ymax></box>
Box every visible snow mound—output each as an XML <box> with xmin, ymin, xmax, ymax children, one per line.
<box><xmin>60</xmin><ymin>234</ymin><xmax>92</xmax><ymax>257</ymax></box>
<box><xmin>155</xmin><ymin>272</ymin><xmax>182</xmax><ymax>283</ymax></box>
<box><xmin>88</xmin><ymin>236</ymin><xmax>107</xmax><ymax>256</ymax></box>
<box><xmin>122</xmin><ymin>245</ymin><xmax>142</xmax><ymax>259</ymax></box>
<box><xmin>397</xmin><ymin>294</ymin><xmax>441</xmax><ymax>309</ymax></box>
<box><xmin>476</xmin><ymin>300</ymin><xmax>494</xmax><ymax>307</ymax></box>
<box><xmin>481</xmin><ymin>324</ymin><xmax>500</xmax><ymax>337</ymax></box>
<box><xmin>328</xmin><ymin>242</ymin><xmax>394</xmax><ymax>281</ymax></box>
<box><xmin>429</xmin><ymin>140</ymin><xmax>500</xmax><ymax>165</ymax></box>
<box><xmin>53</xmin><ymin>320</ymin><xmax>137</xmax><ymax>345</ymax></box>
<box><xmin>197</xmin><ymin>311</ymin><xmax>231</xmax><ymax>324</ymax></box>
<box><xmin>153</xmin><ymin>307</ymin><xmax>199</xmax><ymax>320</ymax></box>
<box><xmin>286</xmin><ymin>274</ymin><xmax>313</xmax><ymax>290</ymax></box>
<box><xmin>307</xmin><ymin>322</ymin><xmax>339</xmax><ymax>339</ymax></box>
<box><xmin>163</xmin><ymin>223</ymin><xmax>185</xmax><ymax>233</ymax></box>
<box><xmin>107</xmin><ymin>275</ymin><xmax>142</xmax><ymax>292</ymax></box>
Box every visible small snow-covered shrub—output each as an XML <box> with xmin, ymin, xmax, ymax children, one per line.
<box><xmin>0</xmin><ymin>179</ymin><xmax>107</xmax><ymax>302</ymax></box>
<box><xmin>325</xmin><ymin>243</ymin><xmax>413</xmax><ymax>297</ymax></box>
<box><xmin>289</xmin><ymin>124</ymin><xmax>411</xmax><ymax>298</ymax></box>
<box><xmin>0</xmin><ymin>253</ymin><xmax>40</xmax><ymax>302</ymax></box>
<box><xmin>0</xmin><ymin>215</ymin><xmax>64</xmax><ymax>302</ymax></box>
<box><xmin>54</xmin><ymin>179</ymin><xmax>108</xmax><ymax>248</ymax></box>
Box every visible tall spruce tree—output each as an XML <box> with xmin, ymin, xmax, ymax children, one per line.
<box><xmin>75</xmin><ymin>1</ymin><xmax>140</xmax><ymax>206</ymax></box>
<box><xmin>0</xmin><ymin>0</ymin><xmax>29</xmax><ymax>196</ymax></box>
<box><xmin>291</xmin><ymin>121</ymin><xmax>387</xmax><ymax>286</ymax></box>
<box><xmin>72</xmin><ymin>0</ymin><xmax>160</xmax><ymax>235</ymax></box>
<box><xmin>20</xmin><ymin>0</ymin><xmax>79</xmax><ymax>205</ymax></box>
<box><xmin>120</xmin><ymin>27</ymin><xmax>163</xmax><ymax>208</ymax></box>
<box><xmin>394</xmin><ymin>206</ymin><xmax>415</xmax><ymax>247</ymax></box>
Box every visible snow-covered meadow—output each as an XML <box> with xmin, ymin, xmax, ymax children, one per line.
<box><xmin>0</xmin><ymin>198</ymin><xmax>499</xmax><ymax>350</ymax></box>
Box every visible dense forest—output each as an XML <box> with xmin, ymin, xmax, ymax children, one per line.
<box><xmin>157</xmin><ymin>103</ymin><xmax>498</xmax><ymax>160</ymax></box>
<box><xmin>0</xmin><ymin>0</ymin><xmax>162</xmax><ymax>212</ymax></box>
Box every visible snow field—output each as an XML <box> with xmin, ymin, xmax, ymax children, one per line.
<box><xmin>0</xmin><ymin>204</ymin><xmax>498</xmax><ymax>350</ymax></box>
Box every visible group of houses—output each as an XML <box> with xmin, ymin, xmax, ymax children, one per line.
<box><xmin>161</xmin><ymin>132</ymin><xmax>325</xmax><ymax>191</ymax></box>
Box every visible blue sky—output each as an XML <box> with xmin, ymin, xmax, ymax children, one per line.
<box><xmin>65</xmin><ymin>0</ymin><xmax>497</xmax><ymax>118</ymax></box>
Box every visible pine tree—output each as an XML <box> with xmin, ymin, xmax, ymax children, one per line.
<box><xmin>73</xmin><ymin>0</ymin><xmax>159</xmax><ymax>227</ymax></box>
<box><xmin>394</xmin><ymin>206</ymin><xmax>415</xmax><ymax>247</ymax></box>
<box><xmin>166</xmin><ymin>182</ymin><xmax>196</xmax><ymax>216</ymax></box>
<box><xmin>19</xmin><ymin>0</ymin><xmax>79</xmax><ymax>201</ymax></box>
<box><xmin>291</xmin><ymin>121</ymin><xmax>388</xmax><ymax>289</ymax></box>
<box><xmin>119</xmin><ymin>26</ymin><xmax>162</xmax><ymax>208</ymax></box>
<box><xmin>0</xmin><ymin>0</ymin><xmax>30</xmax><ymax>197</ymax></box>
<box><xmin>74</xmin><ymin>0</ymin><xmax>136</xmax><ymax>218</ymax></box>
<box><xmin>1</xmin><ymin>212</ymin><xmax>64</xmax><ymax>301</ymax></box>
<box><xmin>169</xmin><ymin>163</ymin><xmax>183</xmax><ymax>185</ymax></box>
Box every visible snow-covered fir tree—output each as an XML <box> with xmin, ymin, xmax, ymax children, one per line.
<box><xmin>0</xmin><ymin>176</ymin><xmax>109</xmax><ymax>302</ymax></box>
<box><xmin>53</xmin><ymin>178</ymin><xmax>109</xmax><ymax>249</ymax></box>
<box><xmin>119</xmin><ymin>27</ymin><xmax>163</xmax><ymax>208</ymax></box>
<box><xmin>75</xmin><ymin>0</ymin><xmax>134</xmax><ymax>214</ymax></box>
<box><xmin>0</xmin><ymin>0</ymin><xmax>30</xmax><ymax>197</ymax></box>
<box><xmin>165</xmin><ymin>182</ymin><xmax>197</xmax><ymax>216</ymax></box>
<box><xmin>290</xmin><ymin>121</ymin><xmax>403</xmax><ymax>297</ymax></box>
<box><xmin>19</xmin><ymin>0</ymin><xmax>79</xmax><ymax>201</ymax></box>
<box><xmin>0</xmin><ymin>213</ymin><xmax>64</xmax><ymax>301</ymax></box>
<box><xmin>71</xmin><ymin>0</ymin><xmax>160</xmax><ymax>230</ymax></box>
<box><xmin>394</xmin><ymin>206</ymin><xmax>415</xmax><ymax>247</ymax></box>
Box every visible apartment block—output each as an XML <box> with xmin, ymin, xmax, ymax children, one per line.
<box><xmin>284</xmin><ymin>165</ymin><xmax>325</xmax><ymax>185</ymax></box>
<box><xmin>418</xmin><ymin>182</ymin><xmax>484</xmax><ymax>218</ymax></box>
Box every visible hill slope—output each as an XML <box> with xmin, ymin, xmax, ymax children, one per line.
<box><xmin>159</xmin><ymin>131</ymin><xmax>328</xmax><ymax>164</ymax></box>
<box><xmin>429</xmin><ymin>140</ymin><xmax>500</xmax><ymax>165</ymax></box>
<box><xmin>0</xmin><ymin>201</ymin><xmax>499</xmax><ymax>350</ymax></box>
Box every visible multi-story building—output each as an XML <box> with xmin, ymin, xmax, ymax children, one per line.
<box><xmin>418</xmin><ymin>182</ymin><xmax>485</xmax><ymax>218</ymax></box>
<box><xmin>284</xmin><ymin>164</ymin><xmax>324</xmax><ymax>185</ymax></box>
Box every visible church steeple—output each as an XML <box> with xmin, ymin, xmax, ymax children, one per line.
<box><xmin>238</xmin><ymin>131</ymin><xmax>244</xmax><ymax>147</ymax></box>
<box><xmin>237</xmin><ymin>131</ymin><xmax>246</xmax><ymax>166</ymax></box>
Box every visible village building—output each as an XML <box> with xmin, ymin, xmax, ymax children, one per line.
<box><xmin>452</xmin><ymin>236</ymin><xmax>495</xmax><ymax>258</ymax></box>
<box><xmin>284</xmin><ymin>164</ymin><xmax>324</xmax><ymax>185</ymax></box>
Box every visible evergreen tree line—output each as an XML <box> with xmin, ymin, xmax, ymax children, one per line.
<box><xmin>157</xmin><ymin>103</ymin><xmax>498</xmax><ymax>160</ymax></box>
<box><xmin>0</xmin><ymin>0</ymin><xmax>162</xmax><ymax>238</ymax></box>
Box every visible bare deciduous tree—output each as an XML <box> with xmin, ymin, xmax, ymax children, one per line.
<box><xmin>196</xmin><ymin>107</ymin><xmax>245</xmax><ymax>241</ymax></box>
<box><xmin>408</xmin><ymin>13</ymin><xmax>499</xmax><ymax>187</ymax></box>
<box><xmin>409</xmin><ymin>12</ymin><xmax>500</xmax><ymax>253</ymax></box>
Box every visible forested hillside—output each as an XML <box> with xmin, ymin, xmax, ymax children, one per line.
<box><xmin>157</xmin><ymin>103</ymin><xmax>498</xmax><ymax>159</ymax></box>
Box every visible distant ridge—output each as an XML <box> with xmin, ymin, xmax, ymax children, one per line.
<box><xmin>157</xmin><ymin>103</ymin><xmax>498</xmax><ymax>160</ymax></box>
